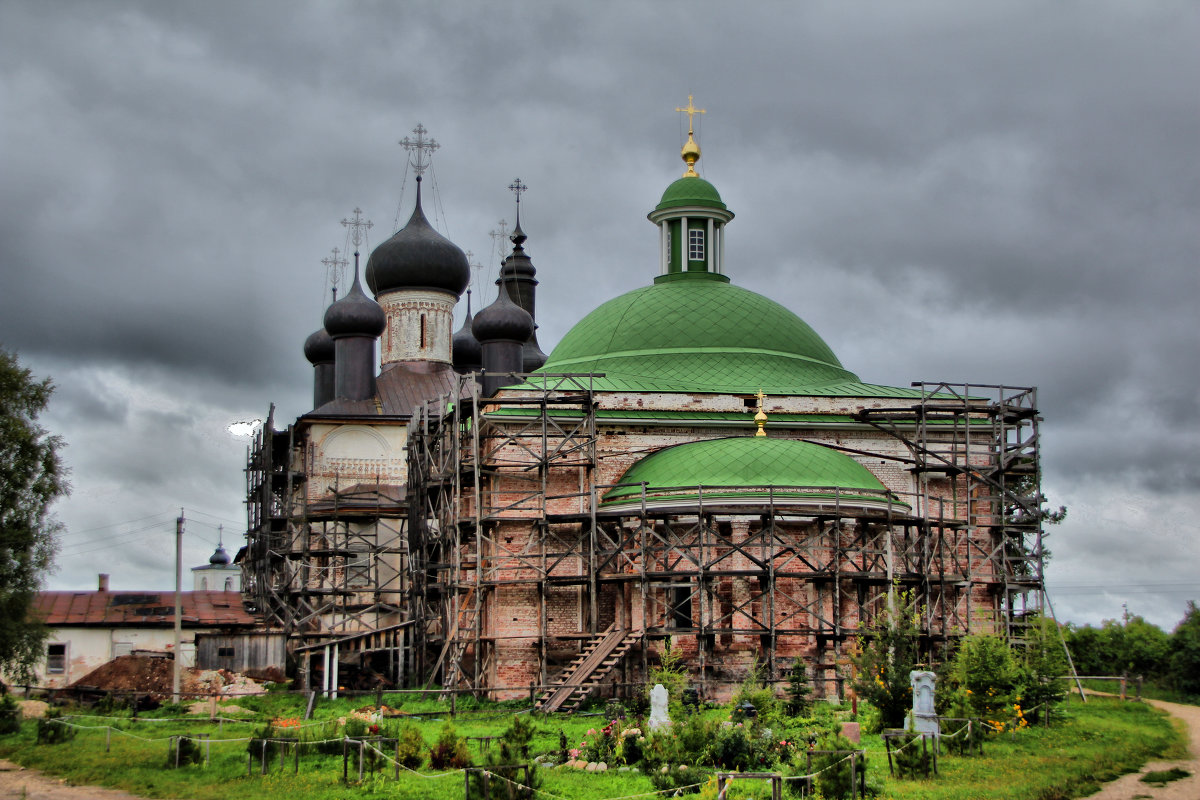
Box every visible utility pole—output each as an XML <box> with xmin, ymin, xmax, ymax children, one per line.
<box><xmin>173</xmin><ymin>511</ymin><xmax>184</xmax><ymax>704</ymax></box>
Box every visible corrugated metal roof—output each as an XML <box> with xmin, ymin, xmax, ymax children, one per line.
<box><xmin>34</xmin><ymin>591</ymin><xmax>259</xmax><ymax>628</ymax></box>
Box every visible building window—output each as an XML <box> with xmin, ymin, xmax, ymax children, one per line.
<box><xmin>688</xmin><ymin>229</ymin><xmax>705</xmax><ymax>261</ymax></box>
<box><xmin>217</xmin><ymin>646</ymin><xmax>235</xmax><ymax>658</ymax></box>
<box><xmin>420</xmin><ymin>314</ymin><xmax>427</xmax><ymax>349</ymax></box>
<box><xmin>46</xmin><ymin>643</ymin><xmax>66</xmax><ymax>674</ymax></box>
<box><xmin>671</xmin><ymin>586</ymin><xmax>693</xmax><ymax>629</ymax></box>
<box><xmin>224</xmin><ymin>577</ymin><xmax>233</xmax><ymax>591</ymax></box>
<box><xmin>346</xmin><ymin>548</ymin><xmax>371</xmax><ymax>589</ymax></box>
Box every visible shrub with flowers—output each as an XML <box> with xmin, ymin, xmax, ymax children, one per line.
<box><xmin>941</xmin><ymin>634</ymin><xmax>1022</xmax><ymax>731</ymax></box>
<box><xmin>618</xmin><ymin>725</ymin><xmax>645</xmax><ymax>765</ymax></box>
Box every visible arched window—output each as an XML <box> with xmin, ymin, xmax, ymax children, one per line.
<box><xmin>224</xmin><ymin>577</ymin><xmax>233</xmax><ymax>591</ymax></box>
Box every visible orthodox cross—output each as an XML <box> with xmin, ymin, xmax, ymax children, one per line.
<box><xmin>341</xmin><ymin>208</ymin><xmax>373</xmax><ymax>252</ymax></box>
<box><xmin>676</xmin><ymin>94</ymin><xmax>706</xmax><ymax>136</ymax></box>
<box><xmin>466</xmin><ymin>250</ymin><xmax>484</xmax><ymax>294</ymax></box>
<box><xmin>508</xmin><ymin>177</ymin><xmax>528</xmax><ymax>205</ymax></box>
<box><xmin>489</xmin><ymin>220</ymin><xmax>509</xmax><ymax>253</ymax></box>
<box><xmin>399</xmin><ymin>123</ymin><xmax>440</xmax><ymax>177</ymax></box>
<box><xmin>321</xmin><ymin>246</ymin><xmax>348</xmax><ymax>296</ymax></box>
<box><xmin>754</xmin><ymin>389</ymin><xmax>769</xmax><ymax>437</ymax></box>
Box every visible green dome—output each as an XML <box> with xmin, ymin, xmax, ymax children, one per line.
<box><xmin>656</xmin><ymin>176</ymin><xmax>726</xmax><ymax>211</ymax></box>
<box><xmin>536</xmin><ymin>272</ymin><xmax>860</xmax><ymax>394</ymax></box>
<box><xmin>601</xmin><ymin>436</ymin><xmax>903</xmax><ymax>511</ymax></box>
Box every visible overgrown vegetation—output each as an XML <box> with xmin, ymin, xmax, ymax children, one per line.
<box><xmin>0</xmin><ymin>688</ymin><xmax>1184</xmax><ymax>800</ymax></box>
<box><xmin>0</xmin><ymin>694</ymin><xmax>21</xmax><ymax>735</ymax></box>
<box><xmin>1065</xmin><ymin>601</ymin><xmax>1200</xmax><ymax>703</ymax></box>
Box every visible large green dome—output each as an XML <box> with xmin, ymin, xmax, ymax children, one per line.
<box><xmin>536</xmin><ymin>271</ymin><xmax>861</xmax><ymax>394</ymax></box>
<box><xmin>601</xmin><ymin>436</ymin><xmax>903</xmax><ymax>512</ymax></box>
<box><xmin>656</xmin><ymin>176</ymin><xmax>726</xmax><ymax>211</ymax></box>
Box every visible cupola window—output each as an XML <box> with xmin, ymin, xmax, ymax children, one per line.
<box><xmin>688</xmin><ymin>229</ymin><xmax>705</xmax><ymax>261</ymax></box>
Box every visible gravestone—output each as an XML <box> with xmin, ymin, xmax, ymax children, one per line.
<box><xmin>648</xmin><ymin>683</ymin><xmax>671</xmax><ymax>731</ymax></box>
<box><xmin>909</xmin><ymin>670</ymin><xmax>939</xmax><ymax>735</ymax></box>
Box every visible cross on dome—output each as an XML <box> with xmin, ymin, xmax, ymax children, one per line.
<box><xmin>676</xmin><ymin>94</ymin><xmax>706</xmax><ymax>134</ymax></box>
<box><xmin>340</xmin><ymin>208</ymin><xmax>373</xmax><ymax>251</ymax></box>
<box><xmin>399</xmin><ymin>123</ymin><xmax>440</xmax><ymax>177</ymax></box>
<box><xmin>674</xmin><ymin>94</ymin><xmax>706</xmax><ymax>177</ymax></box>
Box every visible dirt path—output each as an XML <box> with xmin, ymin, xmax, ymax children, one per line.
<box><xmin>1082</xmin><ymin>697</ymin><xmax>1200</xmax><ymax>800</ymax></box>
<box><xmin>0</xmin><ymin>759</ymin><xmax>174</xmax><ymax>800</ymax></box>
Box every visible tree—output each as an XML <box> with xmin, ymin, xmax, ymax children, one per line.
<box><xmin>0</xmin><ymin>348</ymin><xmax>66</xmax><ymax>683</ymax></box>
<box><xmin>851</xmin><ymin>591</ymin><xmax>923</xmax><ymax>729</ymax></box>
<box><xmin>1168</xmin><ymin>602</ymin><xmax>1200</xmax><ymax>696</ymax></box>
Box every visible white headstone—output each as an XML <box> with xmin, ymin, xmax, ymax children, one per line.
<box><xmin>648</xmin><ymin>683</ymin><xmax>671</xmax><ymax>731</ymax></box>
<box><xmin>909</xmin><ymin>670</ymin><xmax>939</xmax><ymax>736</ymax></box>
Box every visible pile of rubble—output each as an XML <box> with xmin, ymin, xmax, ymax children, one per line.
<box><xmin>69</xmin><ymin>655</ymin><xmax>266</xmax><ymax>700</ymax></box>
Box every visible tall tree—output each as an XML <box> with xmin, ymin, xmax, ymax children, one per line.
<box><xmin>0</xmin><ymin>348</ymin><xmax>66</xmax><ymax>683</ymax></box>
<box><xmin>1169</xmin><ymin>602</ymin><xmax>1200</xmax><ymax>696</ymax></box>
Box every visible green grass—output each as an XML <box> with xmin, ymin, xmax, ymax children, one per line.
<box><xmin>0</xmin><ymin>695</ymin><xmax>1185</xmax><ymax>800</ymax></box>
<box><xmin>1077</xmin><ymin>677</ymin><xmax>1200</xmax><ymax>706</ymax></box>
<box><xmin>1140</xmin><ymin>767</ymin><xmax>1190</xmax><ymax>786</ymax></box>
<box><xmin>877</xmin><ymin>697</ymin><xmax>1186</xmax><ymax>800</ymax></box>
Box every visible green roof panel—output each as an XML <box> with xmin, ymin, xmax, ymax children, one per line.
<box><xmin>536</xmin><ymin>271</ymin><xmax>866</xmax><ymax>394</ymax></box>
<box><xmin>601</xmin><ymin>436</ymin><xmax>904</xmax><ymax>509</ymax></box>
<box><xmin>656</xmin><ymin>176</ymin><xmax>726</xmax><ymax>211</ymax></box>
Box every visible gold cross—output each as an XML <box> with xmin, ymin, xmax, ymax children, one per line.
<box><xmin>755</xmin><ymin>389</ymin><xmax>768</xmax><ymax>437</ymax></box>
<box><xmin>676</xmin><ymin>95</ymin><xmax>706</xmax><ymax>135</ymax></box>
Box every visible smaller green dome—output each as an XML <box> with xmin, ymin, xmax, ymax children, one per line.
<box><xmin>656</xmin><ymin>176</ymin><xmax>726</xmax><ymax>211</ymax></box>
<box><xmin>601</xmin><ymin>436</ymin><xmax>906</xmax><ymax>513</ymax></box>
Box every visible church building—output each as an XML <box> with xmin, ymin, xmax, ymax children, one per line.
<box><xmin>245</xmin><ymin>105</ymin><xmax>1045</xmax><ymax>704</ymax></box>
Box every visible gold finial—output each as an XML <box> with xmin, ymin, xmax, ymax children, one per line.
<box><xmin>675</xmin><ymin>94</ymin><xmax>706</xmax><ymax>177</ymax></box>
<box><xmin>754</xmin><ymin>389</ymin><xmax>768</xmax><ymax>437</ymax></box>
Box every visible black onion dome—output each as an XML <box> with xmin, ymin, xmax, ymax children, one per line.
<box><xmin>452</xmin><ymin>296</ymin><xmax>482</xmax><ymax>370</ymax></box>
<box><xmin>366</xmin><ymin>181</ymin><xmax>471</xmax><ymax>297</ymax></box>
<box><xmin>500</xmin><ymin>222</ymin><xmax>536</xmax><ymax>278</ymax></box>
<box><xmin>473</xmin><ymin>284</ymin><xmax>534</xmax><ymax>343</ymax></box>
<box><xmin>209</xmin><ymin>545</ymin><xmax>231</xmax><ymax>565</ymax></box>
<box><xmin>303</xmin><ymin>326</ymin><xmax>335</xmax><ymax>364</ymax></box>
<box><xmin>324</xmin><ymin>277</ymin><xmax>386</xmax><ymax>338</ymax></box>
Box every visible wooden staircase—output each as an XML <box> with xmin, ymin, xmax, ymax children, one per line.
<box><xmin>536</xmin><ymin>626</ymin><xmax>641</xmax><ymax>714</ymax></box>
<box><xmin>426</xmin><ymin>587</ymin><xmax>478</xmax><ymax>691</ymax></box>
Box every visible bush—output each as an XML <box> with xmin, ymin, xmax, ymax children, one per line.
<box><xmin>646</xmin><ymin>763</ymin><xmax>703</xmax><ymax>795</ymax></box>
<box><xmin>852</xmin><ymin>594</ymin><xmax>924</xmax><ymax>729</ymax></box>
<box><xmin>730</xmin><ymin>657</ymin><xmax>782</xmax><ymax>728</ymax></box>
<box><xmin>429</xmin><ymin>721</ymin><xmax>471</xmax><ymax>769</ymax></box>
<box><xmin>167</xmin><ymin>735</ymin><xmax>203</xmax><ymax>768</ymax></box>
<box><xmin>395</xmin><ymin>722</ymin><xmax>425</xmax><ymax>770</ymax></box>
<box><xmin>814</xmin><ymin>733</ymin><xmax>864</xmax><ymax>799</ymax></box>
<box><xmin>36</xmin><ymin>709</ymin><xmax>76</xmax><ymax>744</ymax></box>
<box><xmin>647</xmin><ymin>637</ymin><xmax>689</xmax><ymax>715</ymax></box>
<box><xmin>944</xmin><ymin>635</ymin><xmax>1022</xmax><ymax>730</ymax></box>
<box><xmin>0</xmin><ymin>695</ymin><xmax>20</xmax><ymax>735</ymax></box>
<box><xmin>784</xmin><ymin>660</ymin><xmax>813</xmax><ymax>717</ymax></box>
<box><xmin>711</xmin><ymin>723</ymin><xmax>754</xmax><ymax>770</ymax></box>
<box><xmin>889</xmin><ymin>731</ymin><xmax>932</xmax><ymax>779</ymax></box>
<box><xmin>1018</xmin><ymin>616</ymin><xmax>1068</xmax><ymax>722</ymax></box>
<box><xmin>470</xmin><ymin>715</ymin><xmax>541</xmax><ymax>800</ymax></box>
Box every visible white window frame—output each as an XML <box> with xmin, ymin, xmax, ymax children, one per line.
<box><xmin>688</xmin><ymin>228</ymin><xmax>705</xmax><ymax>261</ymax></box>
<box><xmin>46</xmin><ymin>642</ymin><xmax>67</xmax><ymax>674</ymax></box>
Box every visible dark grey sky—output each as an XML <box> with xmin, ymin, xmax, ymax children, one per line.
<box><xmin>2</xmin><ymin>1</ymin><xmax>1197</xmax><ymax>630</ymax></box>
